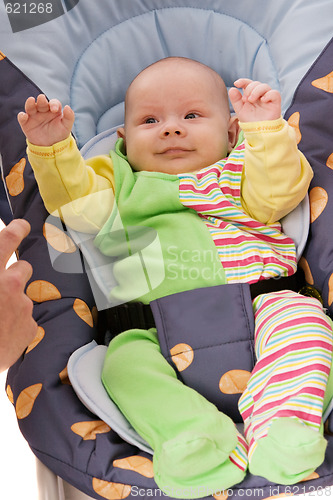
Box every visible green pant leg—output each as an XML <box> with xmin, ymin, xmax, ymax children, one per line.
<box><xmin>102</xmin><ymin>328</ymin><xmax>246</xmax><ymax>498</ymax></box>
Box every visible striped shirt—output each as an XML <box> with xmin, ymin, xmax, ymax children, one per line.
<box><xmin>178</xmin><ymin>143</ymin><xmax>297</xmax><ymax>284</ymax></box>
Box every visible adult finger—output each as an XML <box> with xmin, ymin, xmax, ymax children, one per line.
<box><xmin>6</xmin><ymin>259</ymin><xmax>33</xmax><ymax>287</ymax></box>
<box><xmin>0</xmin><ymin>219</ymin><xmax>31</xmax><ymax>269</ymax></box>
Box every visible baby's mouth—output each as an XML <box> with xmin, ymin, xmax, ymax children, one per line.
<box><xmin>159</xmin><ymin>147</ymin><xmax>192</xmax><ymax>155</ymax></box>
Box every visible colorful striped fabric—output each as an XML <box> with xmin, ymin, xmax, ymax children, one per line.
<box><xmin>229</xmin><ymin>431</ymin><xmax>249</xmax><ymax>472</ymax></box>
<box><xmin>238</xmin><ymin>291</ymin><xmax>333</xmax><ymax>460</ymax></box>
<box><xmin>178</xmin><ymin>143</ymin><xmax>297</xmax><ymax>284</ymax></box>
<box><xmin>178</xmin><ymin>144</ymin><xmax>333</xmax><ymax>470</ymax></box>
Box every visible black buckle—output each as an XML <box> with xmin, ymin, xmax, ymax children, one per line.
<box><xmin>101</xmin><ymin>302</ymin><xmax>155</xmax><ymax>344</ymax></box>
<box><xmin>249</xmin><ymin>267</ymin><xmax>305</xmax><ymax>300</ymax></box>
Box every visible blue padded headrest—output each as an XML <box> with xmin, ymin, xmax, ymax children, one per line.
<box><xmin>1</xmin><ymin>0</ymin><xmax>333</xmax><ymax>148</ymax></box>
<box><xmin>70</xmin><ymin>7</ymin><xmax>280</xmax><ymax>146</ymax></box>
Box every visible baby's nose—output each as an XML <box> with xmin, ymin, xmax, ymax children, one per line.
<box><xmin>162</xmin><ymin>120</ymin><xmax>185</xmax><ymax>137</ymax></box>
<box><xmin>164</xmin><ymin>129</ymin><xmax>181</xmax><ymax>136</ymax></box>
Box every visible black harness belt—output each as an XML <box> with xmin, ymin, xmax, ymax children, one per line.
<box><xmin>102</xmin><ymin>268</ymin><xmax>308</xmax><ymax>341</ymax></box>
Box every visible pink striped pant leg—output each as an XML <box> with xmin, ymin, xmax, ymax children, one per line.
<box><xmin>238</xmin><ymin>290</ymin><xmax>333</xmax><ymax>483</ymax></box>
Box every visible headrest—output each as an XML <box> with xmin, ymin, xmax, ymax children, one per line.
<box><xmin>2</xmin><ymin>0</ymin><xmax>333</xmax><ymax>148</ymax></box>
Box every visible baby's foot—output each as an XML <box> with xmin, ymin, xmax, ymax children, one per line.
<box><xmin>249</xmin><ymin>417</ymin><xmax>327</xmax><ymax>484</ymax></box>
<box><xmin>154</xmin><ymin>429</ymin><xmax>248</xmax><ymax>498</ymax></box>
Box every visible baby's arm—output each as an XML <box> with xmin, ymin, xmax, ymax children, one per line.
<box><xmin>239</xmin><ymin>120</ymin><xmax>313</xmax><ymax>224</ymax></box>
<box><xmin>18</xmin><ymin>95</ymin><xmax>115</xmax><ymax>233</ymax></box>
<box><xmin>229</xmin><ymin>80</ymin><xmax>312</xmax><ymax>224</ymax></box>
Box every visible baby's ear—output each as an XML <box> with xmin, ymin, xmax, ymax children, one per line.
<box><xmin>227</xmin><ymin>116</ymin><xmax>240</xmax><ymax>153</ymax></box>
<box><xmin>117</xmin><ymin>126</ymin><xmax>126</xmax><ymax>147</ymax></box>
<box><xmin>117</xmin><ymin>126</ymin><xmax>125</xmax><ymax>138</ymax></box>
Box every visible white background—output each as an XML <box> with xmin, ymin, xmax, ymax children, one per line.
<box><xmin>0</xmin><ymin>369</ymin><xmax>38</xmax><ymax>499</ymax></box>
<box><xmin>0</xmin><ymin>220</ymin><xmax>38</xmax><ymax>498</ymax></box>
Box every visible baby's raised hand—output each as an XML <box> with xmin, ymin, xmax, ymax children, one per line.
<box><xmin>229</xmin><ymin>79</ymin><xmax>281</xmax><ymax>123</ymax></box>
<box><xmin>18</xmin><ymin>94</ymin><xmax>75</xmax><ymax>147</ymax></box>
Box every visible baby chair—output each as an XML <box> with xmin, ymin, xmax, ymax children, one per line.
<box><xmin>1</xmin><ymin>1</ymin><xmax>333</xmax><ymax>499</ymax></box>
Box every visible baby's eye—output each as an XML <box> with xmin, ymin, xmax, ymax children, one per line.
<box><xmin>145</xmin><ymin>117</ymin><xmax>157</xmax><ymax>124</ymax></box>
<box><xmin>185</xmin><ymin>113</ymin><xmax>198</xmax><ymax>120</ymax></box>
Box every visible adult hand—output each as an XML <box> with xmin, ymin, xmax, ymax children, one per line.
<box><xmin>0</xmin><ymin>219</ymin><xmax>37</xmax><ymax>372</ymax></box>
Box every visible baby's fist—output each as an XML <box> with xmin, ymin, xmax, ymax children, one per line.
<box><xmin>229</xmin><ymin>79</ymin><xmax>281</xmax><ymax>123</ymax></box>
<box><xmin>18</xmin><ymin>94</ymin><xmax>75</xmax><ymax>147</ymax></box>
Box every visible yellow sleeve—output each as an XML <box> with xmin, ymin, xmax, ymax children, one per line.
<box><xmin>239</xmin><ymin>117</ymin><xmax>313</xmax><ymax>224</ymax></box>
<box><xmin>27</xmin><ymin>136</ymin><xmax>115</xmax><ymax>233</ymax></box>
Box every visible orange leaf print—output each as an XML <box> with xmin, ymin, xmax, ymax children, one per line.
<box><xmin>59</xmin><ymin>366</ymin><xmax>71</xmax><ymax>385</ymax></box>
<box><xmin>6</xmin><ymin>384</ymin><xmax>14</xmax><ymax>405</ymax></box>
<box><xmin>26</xmin><ymin>280</ymin><xmax>61</xmax><ymax>302</ymax></box>
<box><xmin>92</xmin><ymin>479</ymin><xmax>131</xmax><ymax>500</ymax></box>
<box><xmin>43</xmin><ymin>222</ymin><xmax>76</xmax><ymax>253</ymax></box>
<box><xmin>26</xmin><ymin>326</ymin><xmax>45</xmax><ymax>353</ymax></box>
<box><xmin>298</xmin><ymin>257</ymin><xmax>314</xmax><ymax>286</ymax></box>
<box><xmin>287</xmin><ymin>112</ymin><xmax>301</xmax><ymax>144</ymax></box>
<box><xmin>16</xmin><ymin>383</ymin><xmax>42</xmax><ymax>419</ymax></box>
<box><xmin>300</xmin><ymin>472</ymin><xmax>319</xmax><ymax>481</ymax></box>
<box><xmin>219</xmin><ymin>370</ymin><xmax>251</xmax><ymax>394</ymax></box>
<box><xmin>170</xmin><ymin>343</ymin><xmax>194</xmax><ymax>371</ymax></box>
<box><xmin>5</xmin><ymin>158</ymin><xmax>26</xmax><ymax>196</ymax></box>
<box><xmin>328</xmin><ymin>274</ymin><xmax>333</xmax><ymax>307</ymax></box>
<box><xmin>213</xmin><ymin>492</ymin><xmax>229</xmax><ymax>500</ymax></box>
<box><xmin>71</xmin><ymin>420</ymin><xmax>111</xmax><ymax>440</ymax></box>
<box><xmin>312</xmin><ymin>71</ymin><xmax>333</xmax><ymax>93</ymax></box>
<box><xmin>73</xmin><ymin>298</ymin><xmax>94</xmax><ymax>327</ymax></box>
<box><xmin>113</xmin><ymin>456</ymin><xmax>154</xmax><ymax>478</ymax></box>
<box><xmin>309</xmin><ymin>186</ymin><xmax>328</xmax><ymax>223</ymax></box>
<box><xmin>326</xmin><ymin>152</ymin><xmax>333</xmax><ymax>170</ymax></box>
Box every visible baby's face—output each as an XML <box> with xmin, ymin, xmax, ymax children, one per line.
<box><xmin>118</xmin><ymin>61</ymin><xmax>238</xmax><ymax>174</ymax></box>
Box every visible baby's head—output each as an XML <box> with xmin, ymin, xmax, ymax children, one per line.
<box><xmin>117</xmin><ymin>57</ymin><xmax>239</xmax><ymax>174</ymax></box>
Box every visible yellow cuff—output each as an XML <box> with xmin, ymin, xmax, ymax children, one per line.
<box><xmin>27</xmin><ymin>135</ymin><xmax>72</xmax><ymax>157</ymax></box>
<box><xmin>239</xmin><ymin>116</ymin><xmax>284</xmax><ymax>134</ymax></box>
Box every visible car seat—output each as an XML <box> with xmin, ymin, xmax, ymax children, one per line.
<box><xmin>1</xmin><ymin>1</ymin><xmax>333</xmax><ymax>499</ymax></box>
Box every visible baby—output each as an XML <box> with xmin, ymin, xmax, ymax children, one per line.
<box><xmin>18</xmin><ymin>57</ymin><xmax>333</xmax><ymax>497</ymax></box>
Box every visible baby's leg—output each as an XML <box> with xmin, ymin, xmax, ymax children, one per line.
<box><xmin>102</xmin><ymin>328</ymin><xmax>247</xmax><ymax>498</ymax></box>
<box><xmin>239</xmin><ymin>290</ymin><xmax>333</xmax><ymax>484</ymax></box>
